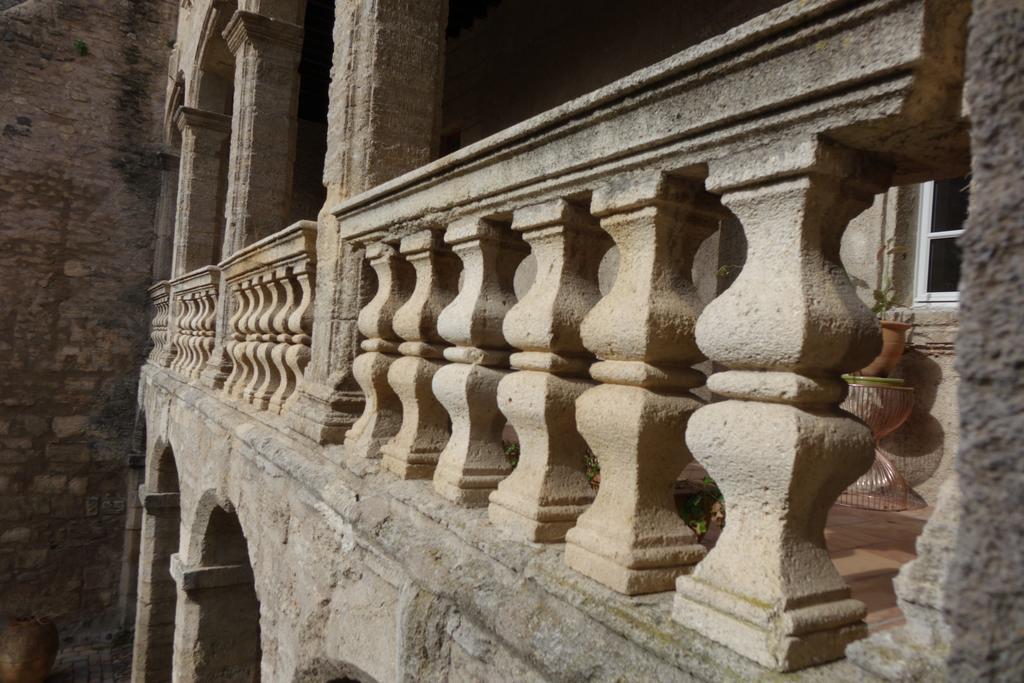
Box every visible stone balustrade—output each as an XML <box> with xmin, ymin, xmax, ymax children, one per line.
<box><xmin>219</xmin><ymin>220</ymin><xmax>318</xmax><ymax>413</ymax></box>
<box><xmin>324</xmin><ymin>0</ymin><xmax>968</xmax><ymax>673</ymax></box>
<box><xmin>168</xmin><ymin>267</ymin><xmax>219</xmax><ymax>380</ymax></box>
<box><xmin>147</xmin><ymin>281</ymin><xmax>171</xmax><ymax>364</ymax></box>
<box><xmin>151</xmin><ymin>0</ymin><xmax>969</xmax><ymax>674</ymax></box>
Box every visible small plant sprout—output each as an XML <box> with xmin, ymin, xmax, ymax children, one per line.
<box><xmin>872</xmin><ymin>237</ymin><xmax>908</xmax><ymax>316</ymax></box>
<box><xmin>74</xmin><ymin>39</ymin><xmax>88</xmax><ymax>56</ymax></box>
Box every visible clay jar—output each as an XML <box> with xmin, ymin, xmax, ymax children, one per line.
<box><xmin>859</xmin><ymin>320</ymin><xmax>913</xmax><ymax>377</ymax></box>
<box><xmin>0</xmin><ymin>618</ymin><xmax>59</xmax><ymax>683</ymax></box>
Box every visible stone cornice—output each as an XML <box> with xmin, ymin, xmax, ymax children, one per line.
<box><xmin>222</xmin><ymin>10</ymin><xmax>304</xmax><ymax>55</ymax></box>
<box><xmin>332</xmin><ymin>0</ymin><xmax>969</xmax><ymax>241</ymax></box>
<box><xmin>174</xmin><ymin>106</ymin><xmax>232</xmax><ymax>134</ymax></box>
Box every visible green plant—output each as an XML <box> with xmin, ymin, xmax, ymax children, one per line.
<box><xmin>716</xmin><ymin>264</ymin><xmax>742</xmax><ymax>279</ymax></box>
<box><xmin>167</xmin><ymin>39</ymin><xmax>176</xmax><ymax>49</ymax></box>
<box><xmin>675</xmin><ymin>476</ymin><xmax>725</xmax><ymax>541</ymax></box>
<box><xmin>872</xmin><ymin>237</ymin><xmax>908</xmax><ymax>316</ymax></box>
<box><xmin>503</xmin><ymin>441</ymin><xmax>519</xmax><ymax>469</ymax></box>
<box><xmin>73</xmin><ymin>39</ymin><xmax>88</xmax><ymax>56</ymax></box>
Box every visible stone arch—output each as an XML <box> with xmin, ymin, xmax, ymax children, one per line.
<box><xmin>164</xmin><ymin>71</ymin><xmax>185</xmax><ymax>147</ymax></box>
<box><xmin>173</xmin><ymin>493</ymin><xmax>262</xmax><ymax>682</ymax></box>
<box><xmin>188</xmin><ymin>0</ymin><xmax>239</xmax><ymax>114</ymax></box>
<box><xmin>294</xmin><ymin>657</ymin><xmax>380</xmax><ymax>683</ymax></box>
<box><xmin>131</xmin><ymin>440</ymin><xmax>182</xmax><ymax>683</ymax></box>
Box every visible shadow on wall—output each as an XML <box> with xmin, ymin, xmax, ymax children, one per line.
<box><xmin>294</xmin><ymin>657</ymin><xmax>379</xmax><ymax>683</ymax></box>
<box><xmin>883</xmin><ymin>350</ymin><xmax>956</xmax><ymax>501</ymax></box>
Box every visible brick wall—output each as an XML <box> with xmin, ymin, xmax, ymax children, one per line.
<box><xmin>0</xmin><ymin>0</ymin><xmax>177</xmax><ymax>638</ymax></box>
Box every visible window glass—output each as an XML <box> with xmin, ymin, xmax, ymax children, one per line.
<box><xmin>930</xmin><ymin>177</ymin><xmax>969</xmax><ymax>233</ymax></box>
<box><xmin>926</xmin><ymin>237</ymin><xmax>961</xmax><ymax>293</ymax></box>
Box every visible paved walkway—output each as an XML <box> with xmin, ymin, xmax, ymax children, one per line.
<box><xmin>47</xmin><ymin>640</ymin><xmax>131</xmax><ymax>683</ymax></box>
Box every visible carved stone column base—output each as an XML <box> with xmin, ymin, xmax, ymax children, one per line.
<box><xmin>344</xmin><ymin>350</ymin><xmax>402</xmax><ymax>460</ymax></box>
<box><xmin>285</xmin><ymin>382</ymin><xmax>364</xmax><ymax>445</ymax></box>
<box><xmin>379</xmin><ymin>355</ymin><xmax>448</xmax><ymax>480</ymax></box>
<box><xmin>672</xmin><ymin>576</ymin><xmax>868</xmax><ymax>671</ymax></box>
<box><xmin>488</xmin><ymin>371</ymin><xmax>594</xmax><ymax>543</ymax></box>
<box><xmin>431</xmin><ymin>363</ymin><xmax>511</xmax><ymax>507</ymax></box>
<box><xmin>566</xmin><ymin>383</ymin><xmax>707</xmax><ymax>594</ymax></box>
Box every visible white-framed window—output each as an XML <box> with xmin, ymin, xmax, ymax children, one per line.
<box><xmin>914</xmin><ymin>176</ymin><xmax>969</xmax><ymax>305</ymax></box>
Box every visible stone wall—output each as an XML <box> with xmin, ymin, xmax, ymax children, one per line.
<box><xmin>0</xmin><ymin>0</ymin><xmax>177</xmax><ymax>637</ymax></box>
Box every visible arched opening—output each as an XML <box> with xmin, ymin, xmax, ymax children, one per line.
<box><xmin>171</xmin><ymin>1</ymin><xmax>237</xmax><ymax>276</ymax></box>
<box><xmin>131</xmin><ymin>442</ymin><xmax>181</xmax><ymax>682</ymax></box>
<box><xmin>179</xmin><ymin>504</ymin><xmax>262</xmax><ymax>682</ymax></box>
<box><xmin>287</xmin><ymin>0</ymin><xmax>333</xmax><ymax>223</ymax></box>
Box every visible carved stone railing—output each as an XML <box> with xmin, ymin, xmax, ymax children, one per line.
<box><xmin>219</xmin><ymin>221</ymin><xmax>317</xmax><ymax>414</ymax></box>
<box><xmin>168</xmin><ymin>267</ymin><xmax>219</xmax><ymax>380</ymax></box>
<box><xmin>147</xmin><ymin>281</ymin><xmax>171</xmax><ymax>364</ymax></box>
<box><xmin>325</xmin><ymin>0</ymin><xmax>968</xmax><ymax>673</ymax></box>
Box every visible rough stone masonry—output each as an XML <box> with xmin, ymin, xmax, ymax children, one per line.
<box><xmin>0</xmin><ymin>0</ymin><xmax>177</xmax><ymax>637</ymax></box>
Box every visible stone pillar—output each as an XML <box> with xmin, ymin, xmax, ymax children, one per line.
<box><xmin>565</xmin><ymin>173</ymin><xmax>718</xmax><ymax>595</ymax></box>
<box><xmin>846</xmin><ymin>476</ymin><xmax>960</xmax><ymax>680</ymax></box>
<box><xmin>131</xmin><ymin>488</ymin><xmax>180</xmax><ymax>683</ymax></box>
<box><xmin>170</xmin><ymin>107</ymin><xmax>231</xmax><ymax>279</ymax></box>
<box><xmin>220</xmin><ymin>10</ymin><xmax>303</xmax><ymax>251</ymax></box>
<box><xmin>488</xmin><ymin>199</ymin><xmax>610</xmax><ymax>542</ymax></box>
<box><xmin>947</xmin><ymin>3</ymin><xmax>1024</xmax><ymax>679</ymax></box>
<box><xmin>287</xmin><ymin>0</ymin><xmax>449</xmax><ymax>444</ymax></box>
<box><xmin>153</xmin><ymin>150</ymin><xmax>180</xmax><ymax>281</ymax></box>
<box><xmin>380</xmin><ymin>230</ymin><xmax>460</xmax><ymax>479</ymax></box>
<box><xmin>200</xmin><ymin>9</ymin><xmax>304</xmax><ymax>390</ymax></box>
<box><xmin>432</xmin><ymin>218</ymin><xmax>527</xmax><ymax>505</ymax></box>
<box><xmin>343</xmin><ymin>241</ymin><xmax>413</xmax><ymax>460</ymax></box>
<box><xmin>170</xmin><ymin>554</ymin><xmax>260</xmax><ymax>683</ymax></box>
<box><xmin>672</xmin><ymin>139</ymin><xmax>889</xmax><ymax>672</ymax></box>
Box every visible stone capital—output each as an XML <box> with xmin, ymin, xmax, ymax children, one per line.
<box><xmin>139</xmin><ymin>485</ymin><xmax>181</xmax><ymax>512</ymax></box>
<box><xmin>222</xmin><ymin>10</ymin><xmax>304</xmax><ymax>56</ymax></box>
<box><xmin>169</xmin><ymin>554</ymin><xmax>254</xmax><ymax>592</ymax></box>
<box><xmin>706</xmin><ymin>138</ymin><xmax>890</xmax><ymax>196</ymax></box>
<box><xmin>174</xmin><ymin>106</ymin><xmax>232</xmax><ymax>135</ymax></box>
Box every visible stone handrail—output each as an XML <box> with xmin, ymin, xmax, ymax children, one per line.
<box><xmin>147</xmin><ymin>281</ymin><xmax>171</xmax><ymax>364</ymax></box>
<box><xmin>325</xmin><ymin>0</ymin><xmax>968</xmax><ymax>673</ymax></box>
<box><xmin>168</xmin><ymin>266</ymin><xmax>219</xmax><ymax>380</ymax></box>
<box><xmin>219</xmin><ymin>220</ymin><xmax>317</xmax><ymax>414</ymax></box>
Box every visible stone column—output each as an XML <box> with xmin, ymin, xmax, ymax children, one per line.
<box><xmin>432</xmin><ymin>218</ymin><xmax>527</xmax><ymax>505</ymax></box>
<box><xmin>343</xmin><ymin>241</ymin><xmax>413</xmax><ymax>460</ymax></box>
<box><xmin>200</xmin><ymin>10</ymin><xmax>304</xmax><ymax>390</ymax></box>
<box><xmin>672</xmin><ymin>139</ymin><xmax>889</xmax><ymax>672</ymax></box>
<box><xmin>131</xmin><ymin>487</ymin><xmax>180</xmax><ymax>683</ymax></box>
<box><xmin>220</xmin><ymin>10</ymin><xmax>303</xmax><ymax>251</ymax></box>
<box><xmin>565</xmin><ymin>173</ymin><xmax>718</xmax><ymax>595</ymax></box>
<box><xmin>153</xmin><ymin>150</ymin><xmax>180</xmax><ymax>281</ymax></box>
<box><xmin>380</xmin><ymin>230</ymin><xmax>460</xmax><ymax>479</ymax></box>
<box><xmin>488</xmin><ymin>199</ymin><xmax>610</xmax><ymax>542</ymax></box>
<box><xmin>947</xmin><ymin>3</ymin><xmax>1024</xmax><ymax>679</ymax></box>
<box><xmin>287</xmin><ymin>0</ymin><xmax>449</xmax><ymax>444</ymax></box>
<box><xmin>170</xmin><ymin>107</ymin><xmax>231</xmax><ymax>278</ymax></box>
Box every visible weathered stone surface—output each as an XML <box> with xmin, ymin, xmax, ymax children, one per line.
<box><xmin>0</xmin><ymin>0</ymin><xmax>177</xmax><ymax>634</ymax></box>
<box><xmin>947</xmin><ymin>1</ymin><xmax>1024</xmax><ymax>679</ymax></box>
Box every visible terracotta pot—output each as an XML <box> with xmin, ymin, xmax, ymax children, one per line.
<box><xmin>858</xmin><ymin>320</ymin><xmax>913</xmax><ymax>378</ymax></box>
<box><xmin>0</xmin><ymin>618</ymin><xmax>59</xmax><ymax>683</ymax></box>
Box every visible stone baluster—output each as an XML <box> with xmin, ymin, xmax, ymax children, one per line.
<box><xmin>344</xmin><ymin>241</ymin><xmax>413</xmax><ymax>459</ymax></box>
<box><xmin>432</xmin><ymin>218</ymin><xmax>527</xmax><ymax>505</ymax></box>
<box><xmin>148</xmin><ymin>282</ymin><xmax>171</xmax><ymax>364</ymax></box>
<box><xmin>270</xmin><ymin>264</ymin><xmax>315</xmax><ymax>413</ymax></box>
<box><xmin>222</xmin><ymin>280</ymin><xmax>251</xmax><ymax>397</ymax></box>
<box><xmin>673</xmin><ymin>139</ymin><xmax>889</xmax><ymax>671</ymax></box>
<box><xmin>380</xmin><ymin>230</ymin><xmax>460</xmax><ymax>479</ymax></box>
<box><xmin>488</xmin><ymin>199</ymin><xmax>610</xmax><ymax>542</ymax></box>
<box><xmin>170</xmin><ymin>295</ymin><xmax>194</xmax><ymax>376</ymax></box>
<box><xmin>564</xmin><ymin>173</ymin><xmax>720</xmax><ymax>595</ymax></box>
<box><xmin>250</xmin><ymin>275</ymin><xmax>286</xmax><ymax>409</ymax></box>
